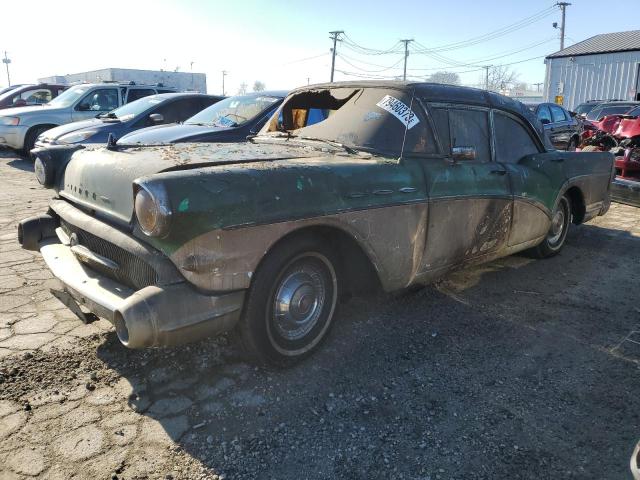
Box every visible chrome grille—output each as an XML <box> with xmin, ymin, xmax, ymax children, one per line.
<box><xmin>61</xmin><ymin>220</ymin><xmax>157</xmax><ymax>290</ymax></box>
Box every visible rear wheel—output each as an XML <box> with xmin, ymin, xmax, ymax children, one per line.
<box><xmin>237</xmin><ymin>235</ymin><xmax>339</xmax><ymax>366</ymax></box>
<box><xmin>530</xmin><ymin>194</ymin><xmax>571</xmax><ymax>258</ymax></box>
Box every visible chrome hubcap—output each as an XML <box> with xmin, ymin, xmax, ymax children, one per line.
<box><xmin>548</xmin><ymin>202</ymin><xmax>566</xmax><ymax>245</ymax></box>
<box><xmin>273</xmin><ymin>263</ymin><xmax>326</xmax><ymax>341</ymax></box>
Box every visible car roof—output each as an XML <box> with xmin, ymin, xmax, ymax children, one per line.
<box><xmin>594</xmin><ymin>101</ymin><xmax>640</xmax><ymax>107</ymax></box>
<box><xmin>238</xmin><ymin>90</ymin><xmax>288</xmax><ymax>98</ymax></box>
<box><xmin>290</xmin><ymin>80</ymin><xmax>541</xmax><ymax>131</ymax></box>
<box><xmin>143</xmin><ymin>92</ymin><xmax>224</xmax><ymax>101</ymax></box>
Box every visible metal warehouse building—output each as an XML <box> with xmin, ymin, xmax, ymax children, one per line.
<box><xmin>543</xmin><ymin>30</ymin><xmax>640</xmax><ymax>110</ymax></box>
<box><xmin>38</xmin><ymin>68</ymin><xmax>207</xmax><ymax>93</ymax></box>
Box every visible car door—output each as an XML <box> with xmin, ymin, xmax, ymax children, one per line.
<box><xmin>549</xmin><ymin>103</ymin><xmax>572</xmax><ymax>149</ymax></box>
<box><xmin>72</xmin><ymin>87</ymin><xmax>120</xmax><ymax>121</ymax></box>
<box><xmin>537</xmin><ymin>104</ymin><xmax>561</xmax><ymax>149</ymax></box>
<box><xmin>418</xmin><ymin>104</ymin><xmax>512</xmax><ymax>272</ymax></box>
<box><xmin>493</xmin><ymin>110</ymin><xmax>566</xmax><ymax>247</ymax></box>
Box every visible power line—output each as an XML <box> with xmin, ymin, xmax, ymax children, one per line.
<box><xmin>336</xmin><ymin>54</ymin><xmax>404</xmax><ymax>73</ymax></box>
<box><xmin>416</xmin><ymin>6</ymin><xmax>557</xmax><ymax>53</ymax></box>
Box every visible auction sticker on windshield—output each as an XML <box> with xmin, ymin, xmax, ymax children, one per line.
<box><xmin>376</xmin><ymin>95</ymin><xmax>420</xmax><ymax>129</ymax></box>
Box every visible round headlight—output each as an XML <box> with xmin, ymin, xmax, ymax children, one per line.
<box><xmin>134</xmin><ymin>185</ymin><xmax>171</xmax><ymax>237</ymax></box>
<box><xmin>34</xmin><ymin>156</ymin><xmax>54</xmax><ymax>187</ymax></box>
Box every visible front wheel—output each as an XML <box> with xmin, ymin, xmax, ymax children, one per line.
<box><xmin>530</xmin><ymin>194</ymin><xmax>571</xmax><ymax>258</ymax></box>
<box><xmin>237</xmin><ymin>235</ymin><xmax>339</xmax><ymax>366</ymax></box>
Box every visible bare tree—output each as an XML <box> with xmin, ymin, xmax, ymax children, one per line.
<box><xmin>513</xmin><ymin>81</ymin><xmax>529</xmax><ymax>92</ymax></box>
<box><xmin>426</xmin><ymin>71</ymin><xmax>461</xmax><ymax>85</ymax></box>
<box><xmin>237</xmin><ymin>82</ymin><xmax>248</xmax><ymax>95</ymax></box>
<box><xmin>253</xmin><ymin>80</ymin><xmax>265</xmax><ymax>92</ymax></box>
<box><xmin>483</xmin><ymin>66</ymin><xmax>519</xmax><ymax>92</ymax></box>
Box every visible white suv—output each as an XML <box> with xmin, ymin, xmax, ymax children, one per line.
<box><xmin>0</xmin><ymin>82</ymin><xmax>175</xmax><ymax>153</ymax></box>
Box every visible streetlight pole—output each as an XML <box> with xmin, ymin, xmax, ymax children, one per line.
<box><xmin>221</xmin><ymin>70</ymin><xmax>227</xmax><ymax>96</ymax></box>
<box><xmin>556</xmin><ymin>2</ymin><xmax>571</xmax><ymax>50</ymax></box>
<box><xmin>2</xmin><ymin>51</ymin><xmax>11</xmax><ymax>87</ymax></box>
<box><xmin>329</xmin><ymin>30</ymin><xmax>343</xmax><ymax>82</ymax></box>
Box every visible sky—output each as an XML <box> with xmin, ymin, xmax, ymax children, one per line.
<box><xmin>1</xmin><ymin>0</ymin><xmax>639</xmax><ymax>95</ymax></box>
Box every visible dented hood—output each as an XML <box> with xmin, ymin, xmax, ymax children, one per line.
<box><xmin>59</xmin><ymin>142</ymin><xmax>318</xmax><ymax>225</ymax></box>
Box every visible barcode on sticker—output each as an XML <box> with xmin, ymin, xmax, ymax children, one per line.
<box><xmin>376</xmin><ymin>95</ymin><xmax>420</xmax><ymax>130</ymax></box>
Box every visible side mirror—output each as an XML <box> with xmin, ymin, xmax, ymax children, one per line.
<box><xmin>452</xmin><ymin>146</ymin><xmax>476</xmax><ymax>161</ymax></box>
<box><xmin>149</xmin><ymin>113</ymin><xmax>164</xmax><ymax>123</ymax></box>
<box><xmin>76</xmin><ymin>103</ymin><xmax>90</xmax><ymax>111</ymax></box>
<box><xmin>540</xmin><ymin>118</ymin><xmax>551</xmax><ymax>125</ymax></box>
<box><xmin>13</xmin><ymin>99</ymin><xmax>26</xmax><ymax>107</ymax></box>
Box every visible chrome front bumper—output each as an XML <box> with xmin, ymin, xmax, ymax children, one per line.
<box><xmin>20</xmin><ymin>200</ymin><xmax>245</xmax><ymax>348</ymax></box>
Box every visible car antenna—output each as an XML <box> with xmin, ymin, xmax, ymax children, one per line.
<box><xmin>398</xmin><ymin>87</ymin><xmax>416</xmax><ymax>162</ymax></box>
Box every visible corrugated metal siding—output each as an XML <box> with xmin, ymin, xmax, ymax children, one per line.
<box><xmin>547</xmin><ymin>30</ymin><xmax>640</xmax><ymax>58</ymax></box>
<box><xmin>543</xmin><ymin>51</ymin><xmax>640</xmax><ymax>110</ymax></box>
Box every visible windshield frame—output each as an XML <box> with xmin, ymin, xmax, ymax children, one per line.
<box><xmin>46</xmin><ymin>85</ymin><xmax>93</xmax><ymax>108</ymax></box>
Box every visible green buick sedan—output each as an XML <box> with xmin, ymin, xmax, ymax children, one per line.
<box><xmin>19</xmin><ymin>81</ymin><xmax>614</xmax><ymax>365</ymax></box>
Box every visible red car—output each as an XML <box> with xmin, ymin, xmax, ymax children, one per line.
<box><xmin>0</xmin><ymin>83</ymin><xmax>67</xmax><ymax>110</ymax></box>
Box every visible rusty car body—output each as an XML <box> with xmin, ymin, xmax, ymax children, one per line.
<box><xmin>18</xmin><ymin>82</ymin><xmax>614</xmax><ymax>365</ymax></box>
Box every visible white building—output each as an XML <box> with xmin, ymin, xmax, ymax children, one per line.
<box><xmin>39</xmin><ymin>68</ymin><xmax>207</xmax><ymax>93</ymax></box>
<box><xmin>543</xmin><ymin>30</ymin><xmax>640</xmax><ymax>110</ymax></box>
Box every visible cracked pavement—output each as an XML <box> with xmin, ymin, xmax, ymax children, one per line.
<box><xmin>1</xmin><ymin>149</ymin><xmax>640</xmax><ymax>479</ymax></box>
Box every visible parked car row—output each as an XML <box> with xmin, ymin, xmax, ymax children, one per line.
<box><xmin>570</xmin><ymin>100</ymin><xmax>640</xmax><ymax>207</ymax></box>
<box><xmin>0</xmin><ymin>82</ymin><xmax>177</xmax><ymax>153</ymax></box>
<box><xmin>17</xmin><ymin>81</ymin><xmax>614</xmax><ymax>366</ymax></box>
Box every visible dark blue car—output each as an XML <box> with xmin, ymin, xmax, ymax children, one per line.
<box><xmin>117</xmin><ymin>90</ymin><xmax>287</xmax><ymax>145</ymax></box>
<box><xmin>34</xmin><ymin>93</ymin><xmax>223</xmax><ymax>149</ymax></box>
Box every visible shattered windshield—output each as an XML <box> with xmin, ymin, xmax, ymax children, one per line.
<box><xmin>185</xmin><ymin>94</ymin><xmax>281</xmax><ymax>127</ymax></box>
<box><xmin>587</xmin><ymin>104</ymin><xmax>637</xmax><ymax>121</ymax></box>
<box><xmin>259</xmin><ymin>87</ymin><xmax>437</xmax><ymax>157</ymax></box>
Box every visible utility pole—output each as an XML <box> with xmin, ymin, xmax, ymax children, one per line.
<box><xmin>533</xmin><ymin>82</ymin><xmax>544</xmax><ymax>92</ymax></box>
<box><xmin>190</xmin><ymin>61</ymin><xmax>194</xmax><ymax>91</ymax></box>
<box><xmin>2</xmin><ymin>51</ymin><xmax>11</xmax><ymax>87</ymax></box>
<box><xmin>401</xmin><ymin>39</ymin><xmax>413</xmax><ymax>81</ymax></box>
<box><xmin>556</xmin><ymin>2</ymin><xmax>571</xmax><ymax>50</ymax></box>
<box><xmin>329</xmin><ymin>30</ymin><xmax>344</xmax><ymax>82</ymax></box>
<box><xmin>483</xmin><ymin>65</ymin><xmax>491</xmax><ymax>91</ymax></box>
<box><xmin>221</xmin><ymin>70</ymin><xmax>227</xmax><ymax>96</ymax></box>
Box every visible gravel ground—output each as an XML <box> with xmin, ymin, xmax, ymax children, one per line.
<box><xmin>1</xmin><ymin>150</ymin><xmax>639</xmax><ymax>479</ymax></box>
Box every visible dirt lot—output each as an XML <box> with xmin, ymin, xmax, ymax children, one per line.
<box><xmin>1</xmin><ymin>149</ymin><xmax>639</xmax><ymax>480</ymax></box>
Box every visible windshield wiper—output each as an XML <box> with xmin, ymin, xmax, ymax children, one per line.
<box><xmin>296</xmin><ymin>136</ymin><xmax>359</xmax><ymax>154</ymax></box>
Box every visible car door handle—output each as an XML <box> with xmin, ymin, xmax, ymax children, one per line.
<box><xmin>490</xmin><ymin>169</ymin><xmax>507</xmax><ymax>175</ymax></box>
<box><xmin>550</xmin><ymin>157</ymin><xmax>564</xmax><ymax>162</ymax></box>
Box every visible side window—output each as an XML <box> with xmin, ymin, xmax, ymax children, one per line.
<box><xmin>77</xmin><ymin>88</ymin><xmax>119</xmax><ymax>111</ymax></box>
<box><xmin>21</xmin><ymin>89</ymin><xmax>52</xmax><ymax>105</ymax></box>
<box><xmin>549</xmin><ymin>104</ymin><xmax>567</xmax><ymax>122</ymax></box>
<box><xmin>494</xmin><ymin>112</ymin><xmax>540</xmax><ymax>164</ymax></box>
<box><xmin>166</xmin><ymin>98</ymin><xmax>210</xmax><ymax>122</ymax></box>
<box><xmin>448</xmin><ymin>109</ymin><xmax>491</xmax><ymax>162</ymax></box>
<box><xmin>126</xmin><ymin>88</ymin><xmax>155</xmax><ymax>103</ymax></box>
<box><xmin>431</xmin><ymin>108</ymin><xmax>450</xmax><ymax>153</ymax></box>
<box><xmin>537</xmin><ymin>105</ymin><xmax>552</xmax><ymax>124</ymax></box>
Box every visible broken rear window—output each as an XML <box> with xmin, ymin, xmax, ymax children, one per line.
<box><xmin>262</xmin><ymin>87</ymin><xmax>437</xmax><ymax>157</ymax></box>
